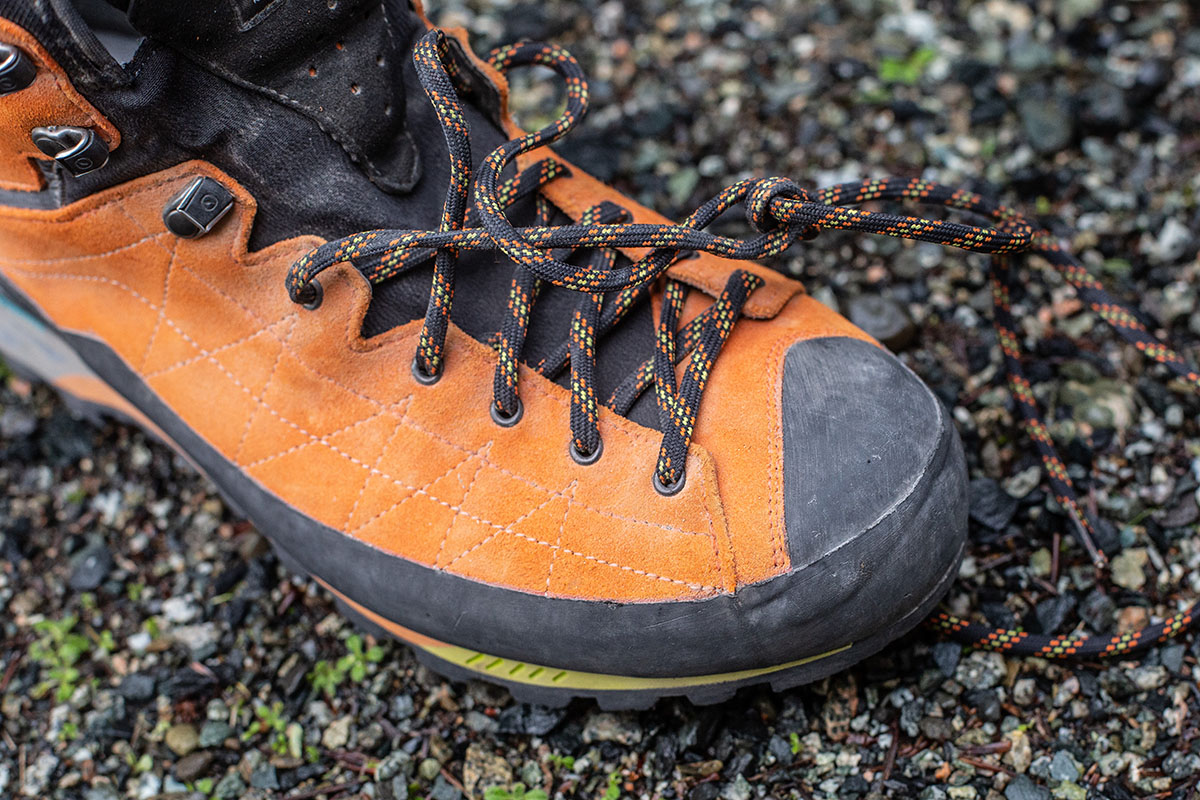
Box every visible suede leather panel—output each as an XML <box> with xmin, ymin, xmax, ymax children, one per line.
<box><xmin>0</xmin><ymin>160</ymin><xmax>886</xmax><ymax>599</ymax></box>
<box><xmin>0</xmin><ymin>16</ymin><xmax>119</xmax><ymax>192</ymax></box>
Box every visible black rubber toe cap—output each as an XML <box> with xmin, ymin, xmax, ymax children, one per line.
<box><xmin>782</xmin><ymin>336</ymin><xmax>958</xmax><ymax>565</ymax></box>
<box><xmin>774</xmin><ymin>335</ymin><xmax>968</xmax><ymax>641</ymax></box>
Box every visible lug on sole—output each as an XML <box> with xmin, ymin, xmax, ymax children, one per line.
<box><xmin>0</xmin><ymin>282</ymin><xmax>961</xmax><ymax>708</ymax></box>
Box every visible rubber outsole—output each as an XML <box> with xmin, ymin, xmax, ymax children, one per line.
<box><xmin>0</xmin><ymin>279</ymin><xmax>963</xmax><ymax>708</ymax></box>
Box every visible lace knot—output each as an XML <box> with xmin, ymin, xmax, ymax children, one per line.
<box><xmin>745</xmin><ymin>177</ymin><xmax>810</xmax><ymax>234</ymax></box>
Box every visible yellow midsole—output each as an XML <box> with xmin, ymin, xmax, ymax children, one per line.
<box><xmin>321</xmin><ymin>580</ymin><xmax>852</xmax><ymax>692</ymax></box>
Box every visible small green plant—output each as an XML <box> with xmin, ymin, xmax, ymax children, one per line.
<box><xmin>878</xmin><ymin>46</ymin><xmax>936</xmax><ymax>85</ymax></box>
<box><xmin>309</xmin><ymin>659</ymin><xmax>342</xmax><ymax>698</ymax></box>
<box><xmin>342</xmin><ymin>634</ymin><xmax>384</xmax><ymax>681</ymax></box>
<box><xmin>789</xmin><ymin>731</ymin><xmax>802</xmax><ymax>755</ymax></box>
<box><xmin>29</xmin><ymin>615</ymin><xmax>90</xmax><ymax>702</ymax></box>
<box><xmin>242</xmin><ymin>701</ymin><xmax>291</xmax><ymax>755</ymax></box>
<box><xmin>602</xmin><ymin>771</ymin><xmax>621</xmax><ymax>800</ymax></box>
<box><xmin>484</xmin><ymin>783</ymin><xmax>548</xmax><ymax>800</ymax></box>
<box><xmin>193</xmin><ymin>777</ymin><xmax>214</xmax><ymax>796</ymax></box>
<box><xmin>125</xmin><ymin>751</ymin><xmax>153</xmax><ymax>775</ymax></box>
<box><xmin>548</xmin><ymin>753</ymin><xmax>575</xmax><ymax>771</ymax></box>
<box><xmin>307</xmin><ymin>634</ymin><xmax>384</xmax><ymax>698</ymax></box>
<box><xmin>126</xmin><ymin>581</ymin><xmax>145</xmax><ymax>602</ymax></box>
<box><xmin>59</xmin><ymin>721</ymin><xmax>79</xmax><ymax>741</ymax></box>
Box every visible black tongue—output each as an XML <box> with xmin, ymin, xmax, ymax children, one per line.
<box><xmin>124</xmin><ymin>0</ymin><xmax>421</xmax><ymax>192</ymax></box>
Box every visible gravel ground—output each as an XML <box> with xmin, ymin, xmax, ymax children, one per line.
<box><xmin>3</xmin><ymin>1</ymin><xmax>1200</xmax><ymax>799</ymax></box>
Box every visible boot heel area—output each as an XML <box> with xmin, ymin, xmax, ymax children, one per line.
<box><xmin>0</xmin><ymin>285</ymin><xmax>146</xmax><ymax>426</ymax></box>
<box><xmin>0</xmin><ymin>287</ymin><xmax>99</xmax><ymax>386</ymax></box>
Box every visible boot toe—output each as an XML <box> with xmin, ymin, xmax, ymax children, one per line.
<box><xmin>772</xmin><ymin>335</ymin><xmax>969</xmax><ymax>648</ymax></box>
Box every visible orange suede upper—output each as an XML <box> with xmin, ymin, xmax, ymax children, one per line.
<box><xmin>0</xmin><ymin>19</ymin><xmax>878</xmax><ymax>604</ymax></box>
<box><xmin>0</xmin><ymin>17</ymin><xmax>119</xmax><ymax>192</ymax></box>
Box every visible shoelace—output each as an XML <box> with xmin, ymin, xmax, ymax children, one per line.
<box><xmin>287</xmin><ymin>30</ymin><xmax>1200</xmax><ymax>657</ymax></box>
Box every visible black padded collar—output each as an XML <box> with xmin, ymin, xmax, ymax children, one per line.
<box><xmin>124</xmin><ymin>0</ymin><xmax>421</xmax><ymax>193</ymax></box>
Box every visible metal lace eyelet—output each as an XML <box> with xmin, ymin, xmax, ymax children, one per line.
<box><xmin>490</xmin><ymin>397</ymin><xmax>523</xmax><ymax>427</ymax></box>
<box><xmin>653</xmin><ymin>469</ymin><xmax>686</xmax><ymax>496</ymax></box>
<box><xmin>411</xmin><ymin>355</ymin><xmax>442</xmax><ymax>385</ymax></box>
<box><xmin>569</xmin><ymin>437</ymin><xmax>603</xmax><ymax>466</ymax></box>
<box><xmin>297</xmin><ymin>280</ymin><xmax>324</xmax><ymax>310</ymax></box>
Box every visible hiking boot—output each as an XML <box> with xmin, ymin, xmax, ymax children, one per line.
<box><xmin>0</xmin><ymin>0</ymin><xmax>972</xmax><ymax>707</ymax></box>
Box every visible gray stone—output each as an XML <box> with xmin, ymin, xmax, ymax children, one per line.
<box><xmin>213</xmin><ymin>770</ymin><xmax>246</xmax><ymax>799</ymax></box>
<box><xmin>1005</xmin><ymin>774</ymin><xmax>1050</xmax><ymax>800</ymax></box>
<box><xmin>68</xmin><ymin>542</ymin><xmax>112</xmax><ymax>591</ymax></box>
<box><xmin>845</xmin><ymin>294</ymin><xmax>916</xmax><ymax>351</ymax></box>
<box><xmin>22</xmin><ymin>752</ymin><xmax>58</xmax><ymax>796</ymax></box>
<box><xmin>170</xmin><ymin>622</ymin><xmax>221</xmax><ymax>655</ymax></box>
<box><xmin>199</xmin><ymin>720</ymin><xmax>233</xmax><ymax>747</ymax></box>
<box><xmin>1048</xmin><ymin>751</ymin><xmax>1080</xmax><ymax>782</ymax></box>
<box><xmin>249</xmin><ymin>761</ymin><xmax>279</xmax><ymax>791</ymax></box>
<box><xmin>969</xmin><ymin>478</ymin><xmax>1019</xmax><ymax>530</ymax></box>
<box><xmin>1017</xmin><ymin>92</ymin><xmax>1073</xmax><ymax>154</ymax></box>
<box><xmin>582</xmin><ymin>711</ymin><xmax>643</xmax><ymax>745</ymax></box>
<box><xmin>932</xmin><ymin>641</ymin><xmax>961</xmax><ymax>677</ymax></box>
<box><xmin>390</xmin><ymin>694</ymin><xmax>416</xmax><ymax>720</ymax></box>
<box><xmin>377</xmin><ymin>750</ymin><xmax>415</xmax><ymax>782</ymax></box>
<box><xmin>429</xmin><ymin>775</ymin><xmax>462</xmax><ymax>800</ymax></box>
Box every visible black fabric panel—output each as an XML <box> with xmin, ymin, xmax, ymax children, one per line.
<box><xmin>124</xmin><ymin>0</ymin><xmax>419</xmax><ymax>192</ymax></box>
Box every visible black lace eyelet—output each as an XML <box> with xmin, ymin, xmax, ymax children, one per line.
<box><xmin>411</xmin><ymin>355</ymin><xmax>442</xmax><ymax>385</ymax></box>
<box><xmin>569</xmin><ymin>437</ymin><xmax>603</xmax><ymax>466</ymax></box>
<box><xmin>653</xmin><ymin>469</ymin><xmax>686</xmax><ymax>496</ymax></box>
<box><xmin>298</xmin><ymin>279</ymin><xmax>324</xmax><ymax>310</ymax></box>
<box><xmin>490</xmin><ymin>398</ymin><xmax>523</xmax><ymax>427</ymax></box>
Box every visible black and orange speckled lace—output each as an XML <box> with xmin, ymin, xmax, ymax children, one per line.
<box><xmin>287</xmin><ymin>30</ymin><xmax>1200</xmax><ymax>658</ymax></box>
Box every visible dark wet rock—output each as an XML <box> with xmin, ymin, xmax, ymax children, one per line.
<box><xmin>688</xmin><ymin>782</ymin><xmax>721</xmax><ymax>800</ymax></box>
<box><xmin>429</xmin><ymin>774</ymin><xmax>463</xmax><ymax>800</ymax></box>
<box><xmin>174</xmin><ymin>751</ymin><xmax>215</xmax><ymax>783</ymax></box>
<box><xmin>845</xmin><ymin>294</ymin><xmax>917</xmax><ymax>351</ymax></box>
<box><xmin>68</xmin><ymin>540</ymin><xmax>113</xmax><ymax>591</ymax></box>
<box><xmin>497</xmin><ymin>704</ymin><xmax>567</xmax><ymax>736</ymax></box>
<box><xmin>1017</xmin><ymin>89</ymin><xmax>1074</xmax><ymax>154</ymax></box>
<box><xmin>918</xmin><ymin>716</ymin><xmax>954</xmax><ymax>741</ymax></box>
<box><xmin>932</xmin><ymin>641</ymin><xmax>960</xmax><ymax>677</ymax></box>
<box><xmin>1079</xmin><ymin>590</ymin><xmax>1115</xmax><ymax>633</ymax></box>
<box><xmin>981</xmin><ymin>601</ymin><xmax>1018</xmax><ymax>630</ymax></box>
<box><xmin>1161</xmin><ymin>643</ymin><xmax>1186</xmax><ymax>675</ymax></box>
<box><xmin>117</xmin><ymin>673</ymin><xmax>156</xmax><ymax>703</ymax></box>
<box><xmin>40</xmin><ymin>408</ymin><xmax>94</xmax><ymax>464</ymax></box>
<box><xmin>1078</xmin><ymin>84</ymin><xmax>1132</xmax><ymax>132</ymax></box>
<box><xmin>963</xmin><ymin>688</ymin><xmax>1002</xmax><ymax>722</ymax></box>
<box><xmin>1029</xmin><ymin>595</ymin><xmax>1076</xmax><ymax>635</ymax></box>
<box><xmin>969</xmin><ymin>478</ymin><xmax>1019</xmax><ymax>530</ymax></box>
